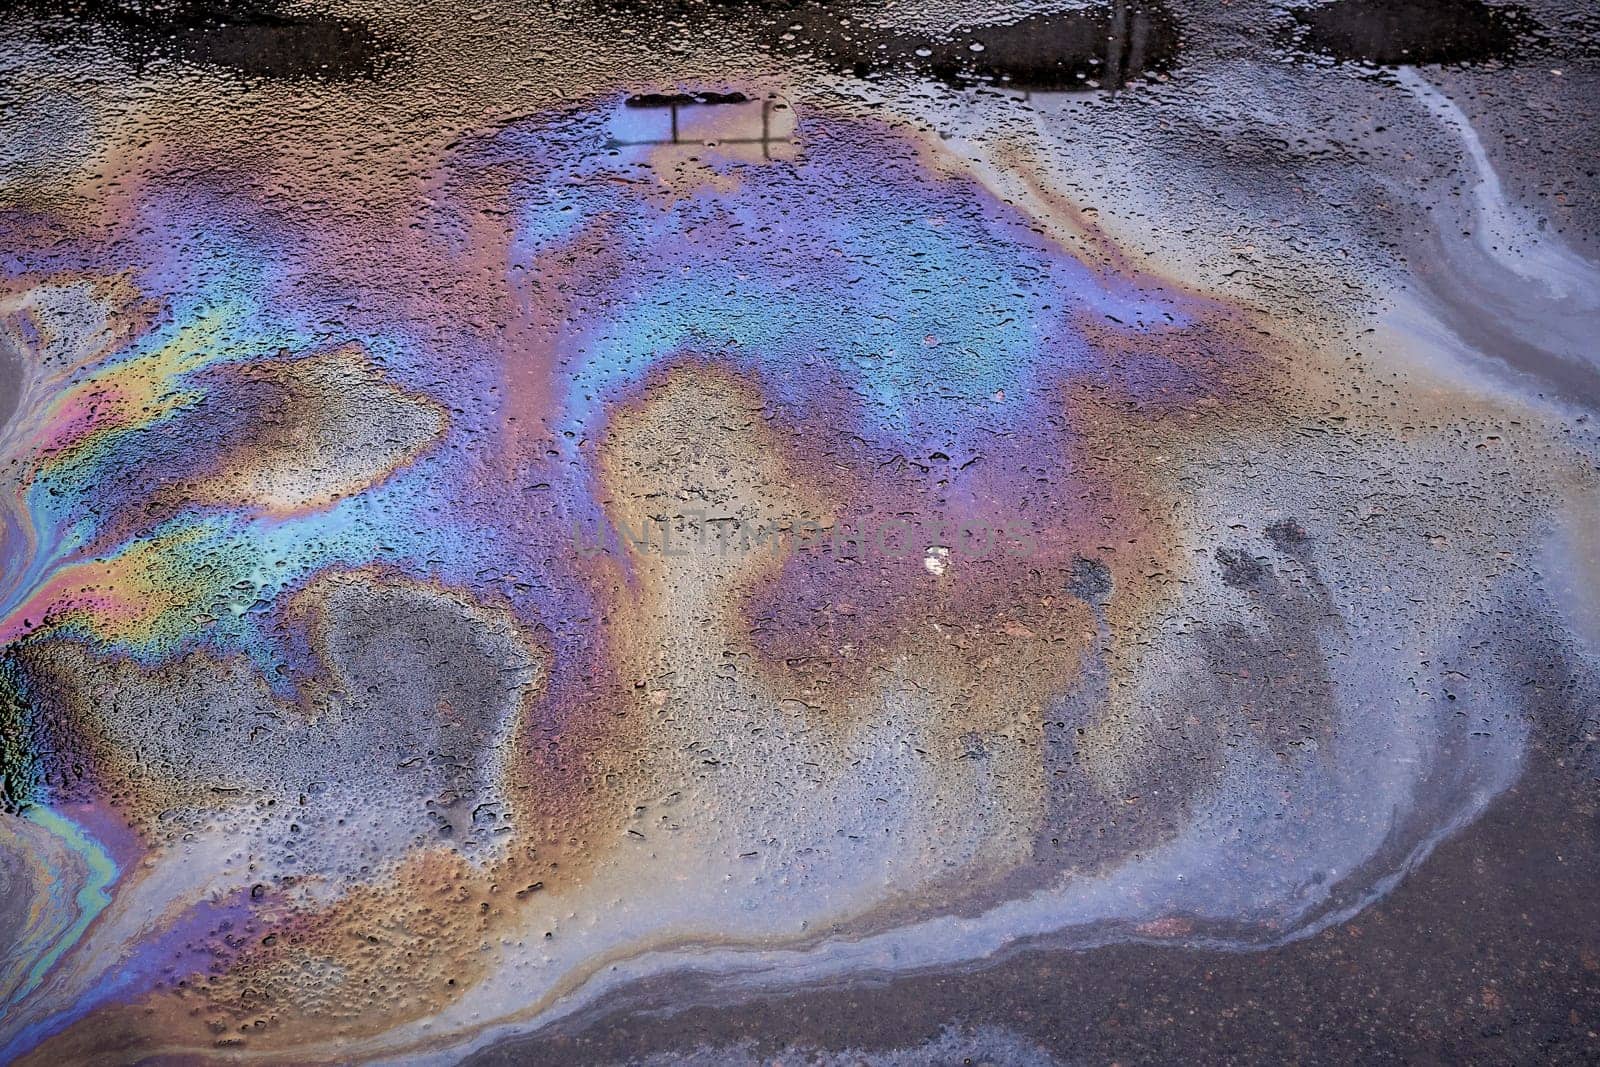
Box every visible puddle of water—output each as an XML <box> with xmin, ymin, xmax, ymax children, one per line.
<box><xmin>1</xmin><ymin>0</ymin><xmax>391</xmax><ymax>80</ymax></box>
<box><xmin>784</xmin><ymin>3</ymin><xmax>1180</xmax><ymax>90</ymax></box>
<box><xmin>1289</xmin><ymin>0</ymin><xmax>1539</xmax><ymax>66</ymax></box>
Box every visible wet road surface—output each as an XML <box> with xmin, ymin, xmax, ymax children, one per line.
<box><xmin>0</xmin><ymin>0</ymin><xmax>1597</xmax><ymax>1063</ymax></box>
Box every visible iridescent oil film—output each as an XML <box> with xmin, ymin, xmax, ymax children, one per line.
<box><xmin>1</xmin><ymin>1</ymin><xmax>1598</xmax><ymax>1063</ymax></box>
